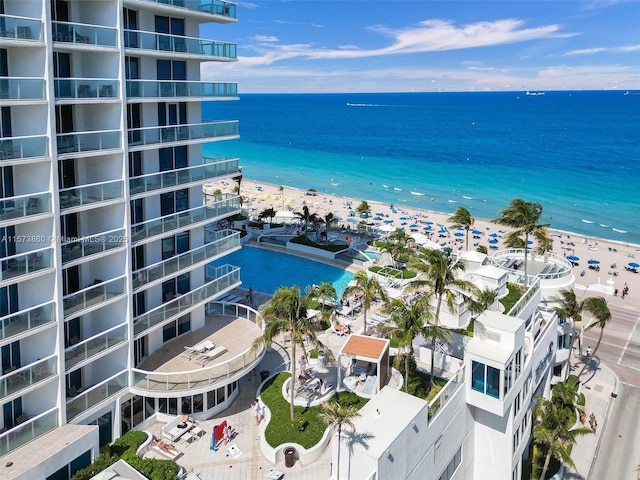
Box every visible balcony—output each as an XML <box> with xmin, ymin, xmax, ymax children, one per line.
<box><xmin>0</xmin><ymin>135</ymin><xmax>49</xmax><ymax>163</ymax></box>
<box><xmin>124</xmin><ymin>29</ymin><xmax>237</xmax><ymax>60</ymax></box>
<box><xmin>61</xmin><ymin>228</ymin><xmax>127</xmax><ymax>264</ymax></box>
<box><xmin>0</xmin><ymin>192</ymin><xmax>51</xmax><ymax>224</ymax></box>
<box><xmin>59</xmin><ymin>179</ymin><xmax>124</xmax><ymax>211</ymax></box>
<box><xmin>130</xmin><ymin>195</ymin><xmax>241</xmax><ymax>244</ymax></box>
<box><xmin>126</xmin><ymin>79</ymin><xmax>236</xmax><ymax>100</ymax></box>
<box><xmin>0</xmin><ymin>408</ymin><xmax>57</xmax><ymax>457</ymax></box>
<box><xmin>0</xmin><ymin>78</ymin><xmax>45</xmax><ymax>101</ymax></box>
<box><xmin>129</xmin><ymin>157</ymin><xmax>239</xmax><ymax>196</ymax></box>
<box><xmin>133</xmin><ymin>264</ymin><xmax>240</xmax><ymax>336</ymax></box>
<box><xmin>131</xmin><ymin>0</ymin><xmax>237</xmax><ymax>20</ymax></box>
<box><xmin>66</xmin><ymin>370</ymin><xmax>127</xmax><ymax>421</ymax></box>
<box><xmin>54</xmin><ymin>78</ymin><xmax>119</xmax><ymax>100</ymax></box>
<box><xmin>0</xmin><ymin>247</ymin><xmax>54</xmax><ymax>284</ymax></box>
<box><xmin>127</xmin><ymin>120</ymin><xmax>238</xmax><ymax>150</ymax></box>
<box><xmin>0</xmin><ymin>302</ymin><xmax>56</xmax><ymax>342</ymax></box>
<box><xmin>0</xmin><ymin>15</ymin><xmax>43</xmax><ymax>43</ymax></box>
<box><xmin>0</xmin><ymin>355</ymin><xmax>57</xmax><ymax>400</ymax></box>
<box><xmin>52</xmin><ymin>21</ymin><xmax>117</xmax><ymax>48</ymax></box>
<box><xmin>63</xmin><ymin>276</ymin><xmax>126</xmax><ymax>318</ymax></box>
<box><xmin>132</xmin><ymin>303</ymin><xmax>264</xmax><ymax>393</ymax></box>
<box><xmin>57</xmin><ymin>130</ymin><xmax>121</xmax><ymax>156</ymax></box>
<box><xmin>65</xmin><ymin>323</ymin><xmax>127</xmax><ymax>369</ymax></box>
<box><xmin>132</xmin><ymin>229</ymin><xmax>240</xmax><ymax>290</ymax></box>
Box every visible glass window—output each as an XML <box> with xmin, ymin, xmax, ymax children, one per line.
<box><xmin>132</xmin><ymin>396</ymin><xmax>144</xmax><ymax>427</ymax></box>
<box><xmin>207</xmin><ymin>389</ymin><xmax>216</xmax><ymax>409</ymax></box>
<box><xmin>504</xmin><ymin>360</ymin><xmax>513</xmax><ymax>394</ymax></box>
<box><xmin>216</xmin><ymin>386</ymin><xmax>225</xmax><ymax>404</ymax></box>
<box><xmin>178</xmin><ymin>314</ymin><xmax>190</xmax><ymax>335</ymax></box>
<box><xmin>163</xmin><ymin>321</ymin><xmax>176</xmax><ymax>342</ymax></box>
<box><xmin>471</xmin><ymin>361</ymin><xmax>485</xmax><ymax>393</ymax></box>
<box><xmin>181</xmin><ymin>396</ymin><xmax>192</xmax><ymax>414</ymax></box>
<box><xmin>176</xmin><ymin>232</ymin><xmax>189</xmax><ymax>254</ymax></box>
<box><xmin>168</xmin><ymin>397</ymin><xmax>178</xmax><ymax>415</ymax></box>
<box><xmin>193</xmin><ymin>394</ymin><xmax>203</xmax><ymax>413</ymax></box>
<box><xmin>69</xmin><ymin>450</ymin><xmax>91</xmax><ymax>477</ymax></box>
<box><xmin>158</xmin><ymin>397</ymin><xmax>167</xmax><ymax>414</ymax></box>
<box><xmin>486</xmin><ymin>365</ymin><xmax>501</xmax><ymax>398</ymax></box>
<box><xmin>120</xmin><ymin>399</ymin><xmax>132</xmax><ymax>433</ymax></box>
<box><xmin>175</xmin><ymin>145</ymin><xmax>188</xmax><ymax>168</ymax></box>
<box><xmin>177</xmin><ymin>273</ymin><xmax>190</xmax><ymax>295</ymax></box>
<box><xmin>145</xmin><ymin>397</ymin><xmax>156</xmax><ymax>420</ymax></box>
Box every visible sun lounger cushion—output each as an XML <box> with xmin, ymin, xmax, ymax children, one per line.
<box><xmin>204</xmin><ymin>345</ymin><xmax>227</xmax><ymax>359</ymax></box>
<box><xmin>193</xmin><ymin>340</ymin><xmax>215</xmax><ymax>353</ymax></box>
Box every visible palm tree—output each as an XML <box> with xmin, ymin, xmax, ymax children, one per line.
<box><xmin>323</xmin><ymin>212</ymin><xmax>335</xmax><ymax>244</ymax></box>
<box><xmin>355</xmin><ymin>200</ymin><xmax>370</xmax><ymax>216</ymax></box>
<box><xmin>309</xmin><ymin>281</ymin><xmax>337</xmax><ymax>311</ymax></box>
<box><xmin>384</xmin><ymin>296</ymin><xmax>433</xmax><ymax>393</ymax></box>
<box><xmin>342</xmin><ymin>271</ymin><xmax>387</xmax><ymax>336</ymax></box>
<box><xmin>533</xmin><ymin>395</ymin><xmax>591</xmax><ymax>480</ymax></box>
<box><xmin>577</xmin><ymin>296</ymin><xmax>612</xmax><ymax>377</ymax></box>
<box><xmin>278</xmin><ymin>185</ymin><xmax>285</xmax><ymax>210</ymax></box>
<box><xmin>295</xmin><ymin>205</ymin><xmax>320</xmax><ymax>239</ymax></box>
<box><xmin>258</xmin><ymin>207</ymin><xmax>276</xmax><ymax>224</ymax></box>
<box><xmin>409</xmin><ymin>249</ymin><xmax>478</xmax><ymax>387</ymax></box>
<box><xmin>382</xmin><ymin>229</ymin><xmax>414</xmax><ymax>268</ymax></box>
<box><xmin>448</xmin><ymin>206</ymin><xmax>474</xmax><ymax>251</ymax></box>
<box><xmin>232</xmin><ymin>166</ymin><xmax>243</xmax><ymax>206</ymax></box>
<box><xmin>319</xmin><ymin>401</ymin><xmax>361</xmax><ymax>480</ymax></box>
<box><xmin>492</xmin><ymin>198</ymin><xmax>550</xmax><ymax>287</ymax></box>
<box><xmin>468</xmin><ymin>287</ymin><xmax>499</xmax><ymax>317</ymax></box>
<box><xmin>253</xmin><ymin>286</ymin><xmax>321</xmax><ymax>420</ymax></box>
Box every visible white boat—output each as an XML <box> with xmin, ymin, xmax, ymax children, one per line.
<box><xmin>525</xmin><ymin>91</ymin><xmax>545</xmax><ymax>96</ymax></box>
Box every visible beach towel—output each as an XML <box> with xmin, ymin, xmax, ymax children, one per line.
<box><xmin>211</xmin><ymin>421</ymin><xmax>227</xmax><ymax>451</ymax></box>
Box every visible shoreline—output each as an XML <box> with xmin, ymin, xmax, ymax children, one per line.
<box><xmin>206</xmin><ymin>177</ymin><xmax>640</xmax><ymax>295</ymax></box>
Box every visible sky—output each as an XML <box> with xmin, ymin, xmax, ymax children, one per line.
<box><xmin>200</xmin><ymin>0</ymin><xmax>640</xmax><ymax>93</ymax></box>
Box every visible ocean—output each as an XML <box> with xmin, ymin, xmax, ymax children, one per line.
<box><xmin>202</xmin><ymin>91</ymin><xmax>640</xmax><ymax>244</ymax></box>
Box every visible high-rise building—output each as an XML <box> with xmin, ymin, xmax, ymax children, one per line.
<box><xmin>0</xmin><ymin>2</ymin><xmax>259</xmax><ymax>477</ymax></box>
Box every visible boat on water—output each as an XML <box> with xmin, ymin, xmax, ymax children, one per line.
<box><xmin>525</xmin><ymin>91</ymin><xmax>545</xmax><ymax>96</ymax></box>
<box><xmin>624</xmin><ymin>91</ymin><xmax>640</xmax><ymax>96</ymax></box>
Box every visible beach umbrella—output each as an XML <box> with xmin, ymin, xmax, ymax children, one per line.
<box><xmin>454</xmin><ymin>232</ymin><xmax>464</xmax><ymax>237</ymax></box>
<box><xmin>489</xmin><ymin>233</ymin><xmax>498</xmax><ymax>237</ymax></box>
<box><xmin>422</xmin><ymin>226</ymin><xmax>432</xmax><ymax>231</ymax></box>
<box><xmin>333</xmin><ymin>215</ymin><xmax>344</xmax><ymax>221</ymax></box>
<box><xmin>349</xmin><ymin>209</ymin><xmax>356</xmax><ymax>215</ymax></box>
<box><xmin>410</xmin><ymin>223</ymin><xmax>418</xmax><ymax>228</ymax></box>
<box><xmin>628</xmin><ymin>262</ymin><xmax>640</xmax><ymax>268</ymax></box>
<box><xmin>527</xmin><ymin>240</ymin><xmax>534</xmax><ymax>245</ymax></box>
<box><xmin>399</xmin><ymin>215</ymin><xmax>410</xmax><ymax>220</ymax></box>
<box><xmin>456</xmin><ymin>227</ymin><xmax>464</xmax><ymax>231</ymax></box>
<box><xmin>379</xmin><ymin>224</ymin><xmax>396</xmax><ymax>233</ymax></box>
<box><xmin>383</xmin><ymin>219</ymin><xmax>393</xmax><ymax>224</ymax></box>
<box><xmin>567</xmin><ymin>255</ymin><xmax>579</xmax><ymax>262</ymax></box>
<box><xmin>472</xmin><ymin>229</ymin><xmax>482</xmax><ymax>235</ymax></box>
<box><xmin>438</xmin><ymin>227</ymin><xmax>448</xmax><ymax>233</ymax></box>
<box><xmin>489</xmin><ymin>239</ymin><xmax>499</xmax><ymax>244</ymax></box>
<box><xmin>443</xmin><ymin>247</ymin><xmax>453</xmax><ymax>253</ymax></box>
<box><xmin>426</xmin><ymin>221</ymin><xmax>434</xmax><ymax>225</ymax></box>
<box><xmin>346</xmin><ymin>218</ymin><xmax>360</xmax><ymax>224</ymax></box>
<box><xmin>587</xmin><ymin>259</ymin><xmax>600</xmax><ymax>265</ymax></box>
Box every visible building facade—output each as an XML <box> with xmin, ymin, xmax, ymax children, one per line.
<box><xmin>0</xmin><ymin>1</ymin><xmax>254</xmax><ymax>477</ymax></box>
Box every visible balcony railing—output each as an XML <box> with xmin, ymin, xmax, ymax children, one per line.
<box><xmin>129</xmin><ymin>157</ymin><xmax>239</xmax><ymax>195</ymax></box>
<box><xmin>54</xmin><ymin>78</ymin><xmax>119</xmax><ymax>100</ymax></box>
<box><xmin>66</xmin><ymin>370</ymin><xmax>127</xmax><ymax>421</ymax></box>
<box><xmin>65</xmin><ymin>323</ymin><xmax>127</xmax><ymax>369</ymax></box>
<box><xmin>0</xmin><ymin>15</ymin><xmax>43</xmax><ymax>42</ymax></box>
<box><xmin>0</xmin><ymin>355</ymin><xmax>57</xmax><ymax>400</ymax></box>
<box><xmin>507</xmin><ymin>276</ymin><xmax>541</xmax><ymax>319</ymax></box>
<box><xmin>126</xmin><ymin>79</ymin><xmax>236</xmax><ymax>99</ymax></box>
<box><xmin>132</xmin><ymin>229</ymin><xmax>240</xmax><ymax>290</ymax></box>
<box><xmin>59</xmin><ymin>179</ymin><xmax>123</xmax><ymax>210</ymax></box>
<box><xmin>130</xmin><ymin>195</ymin><xmax>241</xmax><ymax>243</ymax></box>
<box><xmin>0</xmin><ymin>407</ymin><xmax>57</xmax><ymax>457</ymax></box>
<box><xmin>0</xmin><ymin>192</ymin><xmax>51</xmax><ymax>222</ymax></box>
<box><xmin>52</xmin><ymin>21</ymin><xmax>117</xmax><ymax>47</ymax></box>
<box><xmin>61</xmin><ymin>227</ymin><xmax>126</xmax><ymax>264</ymax></box>
<box><xmin>0</xmin><ymin>247</ymin><xmax>53</xmax><ymax>283</ymax></box>
<box><xmin>63</xmin><ymin>276</ymin><xmax>126</xmax><ymax>318</ymax></box>
<box><xmin>137</xmin><ymin>0</ymin><xmax>237</xmax><ymax>19</ymax></box>
<box><xmin>0</xmin><ymin>301</ymin><xmax>55</xmax><ymax>342</ymax></box>
<box><xmin>123</xmin><ymin>29</ymin><xmax>236</xmax><ymax>59</ymax></box>
<box><xmin>0</xmin><ymin>78</ymin><xmax>45</xmax><ymax>101</ymax></box>
<box><xmin>57</xmin><ymin>130</ymin><xmax>121</xmax><ymax>155</ymax></box>
<box><xmin>133</xmin><ymin>264</ymin><xmax>240</xmax><ymax>336</ymax></box>
<box><xmin>127</xmin><ymin>120</ymin><xmax>238</xmax><ymax>148</ymax></box>
<box><xmin>427</xmin><ymin>367</ymin><xmax>465</xmax><ymax>423</ymax></box>
<box><xmin>0</xmin><ymin>135</ymin><xmax>48</xmax><ymax>162</ymax></box>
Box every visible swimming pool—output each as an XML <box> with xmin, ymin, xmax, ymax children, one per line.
<box><xmin>363</xmin><ymin>251</ymin><xmax>383</xmax><ymax>261</ymax></box>
<box><xmin>210</xmin><ymin>246</ymin><xmax>354</xmax><ymax>298</ymax></box>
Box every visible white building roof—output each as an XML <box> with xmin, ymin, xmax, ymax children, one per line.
<box><xmin>473</xmin><ymin>265</ymin><xmax>507</xmax><ymax>280</ymax></box>
<box><xmin>91</xmin><ymin>459</ymin><xmax>148</xmax><ymax>480</ymax></box>
<box><xmin>348</xmin><ymin>386</ymin><xmax>426</xmax><ymax>459</ymax></box>
<box><xmin>460</xmin><ymin>250</ymin><xmax>487</xmax><ymax>264</ymax></box>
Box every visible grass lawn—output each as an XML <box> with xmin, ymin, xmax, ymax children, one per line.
<box><xmin>501</xmin><ymin>282</ymin><xmax>524</xmax><ymax>313</ymax></box>
<box><xmin>260</xmin><ymin>372</ymin><xmax>368</xmax><ymax>449</ymax></box>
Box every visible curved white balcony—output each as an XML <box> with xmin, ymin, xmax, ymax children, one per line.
<box><xmin>127</xmin><ymin>0</ymin><xmax>237</xmax><ymax>21</ymax></box>
<box><xmin>133</xmin><ymin>264</ymin><xmax>241</xmax><ymax>337</ymax></box>
<box><xmin>127</xmin><ymin>120</ymin><xmax>238</xmax><ymax>150</ymax></box>
<box><xmin>0</xmin><ymin>355</ymin><xmax>57</xmax><ymax>401</ymax></box>
<box><xmin>124</xmin><ymin>29</ymin><xmax>237</xmax><ymax>60</ymax></box>
<box><xmin>132</xmin><ymin>229</ymin><xmax>240</xmax><ymax>290</ymax></box>
<box><xmin>130</xmin><ymin>195</ymin><xmax>241</xmax><ymax>244</ymax></box>
<box><xmin>126</xmin><ymin>79</ymin><xmax>236</xmax><ymax>100</ymax></box>
<box><xmin>0</xmin><ymin>301</ymin><xmax>56</xmax><ymax>342</ymax></box>
<box><xmin>131</xmin><ymin>303</ymin><xmax>264</xmax><ymax>394</ymax></box>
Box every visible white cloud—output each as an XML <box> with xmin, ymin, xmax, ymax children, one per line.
<box><xmin>254</xmin><ymin>34</ymin><xmax>279</xmax><ymax>42</ymax></box>
<box><xmin>564</xmin><ymin>44</ymin><xmax>640</xmax><ymax>56</ymax></box>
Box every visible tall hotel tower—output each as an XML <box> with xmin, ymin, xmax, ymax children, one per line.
<box><xmin>0</xmin><ymin>2</ymin><xmax>255</xmax><ymax>477</ymax></box>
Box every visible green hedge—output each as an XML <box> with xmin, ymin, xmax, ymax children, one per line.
<box><xmin>71</xmin><ymin>430</ymin><xmax>178</xmax><ymax>480</ymax></box>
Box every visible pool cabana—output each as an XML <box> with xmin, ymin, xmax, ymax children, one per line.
<box><xmin>337</xmin><ymin>334</ymin><xmax>390</xmax><ymax>397</ymax></box>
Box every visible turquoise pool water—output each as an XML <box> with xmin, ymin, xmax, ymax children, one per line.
<box><xmin>211</xmin><ymin>246</ymin><xmax>354</xmax><ymax>298</ymax></box>
<box><xmin>363</xmin><ymin>251</ymin><xmax>383</xmax><ymax>261</ymax></box>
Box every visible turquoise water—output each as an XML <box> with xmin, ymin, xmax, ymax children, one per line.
<box><xmin>212</xmin><ymin>246</ymin><xmax>354</xmax><ymax>298</ymax></box>
<box><xmin>203</xmin><ymin>91</ymin><xmax>640</xmax><ymax>244</ymax></box>
<box><xmin>363</xmin><ymin>251</ymin><xmax>383</xmax><ymax>261</ymax></box>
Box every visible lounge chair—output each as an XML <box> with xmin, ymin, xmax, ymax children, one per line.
<box><xmin>203</xmin><ymin>345</ymin><xmax>227</xmax><ymax>360</ymax></box>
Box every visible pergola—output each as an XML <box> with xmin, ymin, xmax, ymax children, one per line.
<box><xmin>338</xmin><ymin>334</ymin><xmax>390</xmax><ymax>395</ymax></box>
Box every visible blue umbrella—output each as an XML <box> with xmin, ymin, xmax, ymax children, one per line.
<box><xmin>383</xmin><ymin>219</ymin><xmax>393</xmax><ymax>224</ymax></box>
<box><xmin>472</xmin><ymin>229</ymin><xmax>482</xmax><ymax>235</ymax></box>
<box><xmin>455</xmin><ymin>232</ymin><xmax>464</xmax><ymax>237</ymax></box>
<box><xmin>628</xmin><ymin>262</ymin><xmax>640</xmax><ymax>268</ymax></box>
<box><xmin>587</xmin><ymin>259</ymin><xmax>600</xmax><ymax>265</ymax></box>
<box><xmin>489</xmin><ymin>239</ymin><xmax>498</xmax><ymax>244</ymax></box>
<box><xmin>410</xmin><ymin>223</ymin><xmax>418</xmax><ymax>228</ymax></box>
<box><xmin>346</xmin><ymin>217</ymin><xmax>360</xmax><ymax>224</ymax></box>
<box><xmin>489</xmin><ymin>233</ymin><xmax>498</xmax><ymax>237</ymax></box>
<box><xmin>443</xmin><ymin>247</ymin><xmax>452</xmax><ymax>253</ymax></box>
<box><xmin>527</xmin><ymin>240</ymin><xmax>534</xmax><ymax>245</ymax></box>
<box><xmin>423</xmin><ymin>226</ymin><xmax>432</xmax><ymax>231</ymax></box>
<box><xmin>426</xmin><ymin>221</ymin><xmax>434</xmax><ymax>225</ymax></box>
<box><xmin>567</xmin><ymin>255</ymin><xmax>579</xmax><ymax>262</ymax></box>
<box><xmin>399</xmin><ymin>215</ymin><xmax>410</xmax><ymax>220</ymax></box>
<box><xmin>456</xmin><ymin>227</ymin><xmax>464</xmax><ymax>231</ymax></box>
<box><xmin>438</xmin><ymin>227</ymin><xmax>448</xmax><ymax>233</ymax></box>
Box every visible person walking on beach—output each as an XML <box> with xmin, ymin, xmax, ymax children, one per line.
<box><xmin>252</xmin><ymin>399</ymin><xmax>262</xmax><ymax>426</ymax></box>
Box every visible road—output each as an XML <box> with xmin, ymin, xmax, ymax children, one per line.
<box><xmin>581</xmin><ymin>301</ymin><xmax>640</xmax><ymax>479</ymax></box>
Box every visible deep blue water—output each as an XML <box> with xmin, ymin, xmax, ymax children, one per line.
<box><xmin>214</xmin><ymin>246</ymin><xmax>354</xmax><ymax>297</ymax></box>
<box><xmin>203</xmin><ymin>91</ymin><xmax>640</xmax><ymax>244</ymax></box>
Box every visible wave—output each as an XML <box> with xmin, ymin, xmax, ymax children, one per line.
<box><xmin>448</xmin><ymin>199</ymin><xmax>457</xmax><ymax>203</ymax></box>
<box><xmin>382</xmin><ymin>184</ymin><xmax>389</xmax><ymax>188</ymax></box>
<box><xmin>394</xmin><ymin>187</ymin><xmax>402</xmax><ymax>191</ymax></box>
<box><xmin>612</xmin><ymin>228</ymin><xmax>627</xmax><ymax>233</ymax></box>
<box><xmin>462</xmin><ymin>195</ymin><xmax>473</xmax><ymax>200</ymax></box>
<box><xmin>411</xmin><ymin>191</ymin><xmax>426</xmax><ymax>196</ymax></box>
<box><xmin>346</xmin><ymin>103</ymin><xmax>386</xmax><ymax>107</ymax></box>
<box><xmin>581</xmin><ymin>219</ymin><xmax>595</xmax><ymax>224</ymax></box>
<box><xmin>330</xmin><ymin>183</ymin><xmax>339</xmax><ymax>186</ymax></box>
<box><xmin>599</xmin><ymin>224</ymin><xmax>610</xmax><ymax>228</ymax></box>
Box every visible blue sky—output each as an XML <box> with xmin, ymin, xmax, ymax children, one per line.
<box><xmin>201</xmin><ymin>1</ymin><xmax>640</xmax><ymax>93</ymax></box>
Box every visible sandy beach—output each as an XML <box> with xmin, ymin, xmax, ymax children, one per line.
<box><xmin>206</xmin><ymin>178</ymin><xmax>640</xmax><ymax>303</ymax></box>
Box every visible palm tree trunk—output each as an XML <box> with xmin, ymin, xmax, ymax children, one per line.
<box><xmin>577</xmin><ymin>327</ymin><xmax>604</xmax><ymax>377</ymax></box>
<box><xmin>538</xmin><ymin>448</ymin><xmax>553</xmax><ymax>480</ymax></box>
<box><xmin>290</xmin><ymin>327</ymin><xmax>296</xmax><ymax>421</ymax></box>
<box><xmin>431</xmin><ymin>295</ymin><xmax>444</xmax><ymax>388</ymax></box>
<box><xmin>363</xmin><ymin>305</ymin><xmax>368</xmax><ymax>336</ymax></box>
<box><xmin>523</xmin><ymin>232</ymin><xmax>530</xmax><ymax>288</ymax></box>
<box><xmin>465</xmin><ymin>228</ymin><xmax>469</xmax><ymax>251</ymax></box>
